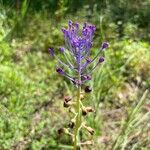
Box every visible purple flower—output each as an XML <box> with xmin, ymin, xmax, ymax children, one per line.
<box><xmin>99</xmin><ymin>57</ymin><xmax>105</xmax><ymax>63</ymax></box>
<box><xmin>81</xmin><ymin>75</ymin><xmax>92</xmax><ymax>81</ymax></box>
<box><xmin>49</xmin><ymin>21</ymin><xmax>108</xmax><ymax>86</ymax></box>
<box><xmin>56</xmin><ymin>67</ymin><xmax>64</xmax><ymax>74</ymax></box>
<box><xmin>48</xmin><ymin>48</ymin><xmax>54</xmax><ymax>56</ymax></box>
<box><xmin>59</xmin><ymin>47</ymin><xmax>65</xmax><ymax>53</ymax></box>
<box><xmin>102</xmin><ymin>42</ymin><xmax>109</xmax><ymax>49</ymax></box>
<box><xmin>84</xmin><ymin>86</ymin><xmax>92</xmax><ymax>93</ymax></box>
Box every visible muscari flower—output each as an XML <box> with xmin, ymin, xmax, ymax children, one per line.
<box><xmin>49</xmin><ymin>20</ymin><xmax>108</xmax><ymax>86</ymax></box>
<box><xmin>84</xmin><ymin>86</ymin><xmax>92</xmax><ymax>93</ymax></box>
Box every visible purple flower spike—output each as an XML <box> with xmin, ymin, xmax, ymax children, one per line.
<box><xmin>48</xmin><ymin>48</ymin><xmax>54</xmax><ymax>56</ymax></box>
<box><xmin>56</xmin><ymin>67</ymin><xmax>64</xmax><ymax>75</ymax></box>
<box><xmin>49</xmin><ymin>20</ymin><xmax>109</xmax><ymax>86</ymax></box>
<box><xmin>59</xmin><ymin>47</ymin><xmax>65</xmax><ymax>53</ymax></box>
<box><xmin>102</xmin><ymin>42</ymin><xmax>109</xmax><ymax>49</ymax></box>
<box><xmin>99</xmin><ymin>57</ymin><xmax>105</xmax><ymax>63</ymax></box>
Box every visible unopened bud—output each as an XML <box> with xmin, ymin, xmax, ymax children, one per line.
<box><xmin>48</xmin><ymin>48</ymin><xmax>54</xmax><ymax>56</ymax></box>
<box><xmin>56</xmin><ymin>67</ymin><xmax>64</xmax><ymax>75</ymax></box>
<box><xmin>99</xmin><ymin>57</ymin><xmax>105</xmax><ymax>63</ymax></box>
<box><xmin>102</xmin><ymin>42</ymin><xmax>109</xmax><ymax>49</ymax></box>
<box><xmin>59</xmin><ymin>47</ymin><xmax>65</xmax><ymax>53</ymax></box>
<box><xmin>58</xmin><ymin>128</ymin><xmax>70</xmax><ymax>135</ymax></box>
<box><xmin>84</xmin><ymin>86</ymin><xmax>92</xmax><ymax>93</ymax></box>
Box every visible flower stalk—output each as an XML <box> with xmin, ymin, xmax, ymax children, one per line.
<box><xmin>74</xmin><ymin>74</ymin><xmax>81</xmax><ymax>150</ymax></box>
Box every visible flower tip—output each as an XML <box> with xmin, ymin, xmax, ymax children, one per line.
<box><xmin>59</xmin><ymin>47</ymin><xmax>65</xmax><ymax>53</ymax></box>
<box><xmin>86</xmin><ymin>58</ymin><xmax>91</xmax><ymax>64</ymax></box>
<box><xmin>83</xmin><ymin>22</ymin><xmax>87</xmax><ymax>28</ymax></box>
<box><xmin>89</xmin><ymin>25</ymin><xmax>96</xmax><ymax>31</ymax></box>
<box><xmin>68</xmin><ymin>20</ymin><xmax>73</xmax><ymax>23</ymax></box>
<box><xmin>48</xmin><ymin>48</ymin><xmax>54</xmax><ymax>56</ymax></box>
<box><xmin>99</xmin><ymin>57</ymin><xmax>105</xmax><ymax>63</ymax></box>
<box><xmin>61</xmin><ymin>28</ymin><xmax>67</xmax><ymax>33</ymax></box>
<box><xmin>56</xmin><ymin>67</ymin><xmax>64</xmax><ymax>75</ymax></box>
<box><xmin>68</xmin><ymin>20</ymin><xmax>73</xmax><ymax>26</ymax></box>
<box><xmin>102</xmin><ymin>42</ymin><xmax>109</xmax><ymax>49</ymax></box>
<box><xmin>75</xmin><ymin>22</ymin><xmax>79</xmax><ymax>29</ymax></box>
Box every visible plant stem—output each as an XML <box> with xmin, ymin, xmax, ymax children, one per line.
<box><xmin>74</xmin><ymin>74</ymin><xmax>81</xmax><ymax>150</ymax></box>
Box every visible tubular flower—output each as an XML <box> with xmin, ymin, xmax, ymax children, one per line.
<box><xmin>49</xmin><ymin>20</ymin><xmax>108</xmax><ymax>86</ymax></box>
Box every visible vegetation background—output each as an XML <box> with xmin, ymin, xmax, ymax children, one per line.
<box><xmin>0</xmin><ymin>0</ymin><xmax>150</xmax><ymax>149</ymax></box>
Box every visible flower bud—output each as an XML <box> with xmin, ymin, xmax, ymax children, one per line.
<box><xmin>63</xmin><ymin>101</ymin><xmax>70</xmax><ymax>107</ymax></box>
<box><xmin>64</xmin><ymin>96</ymin><xmax>72</xmax><ymax>102</ymax></box>
<box><xmin>68</xmin><ymin>20</ymin><xmax>73</xmax><ymax>29</ymax></box>
<box><xmin>82</xmin><ymin>109</ymin><xmax>87</xmax><ymax>116</ymax></box>
<box><xmin>82</xmin><ymin>107</ymin><xmax>95</xmax><ymax>116</ymax></box>
<box><xmin>68</xmin><ymin>118</ymin><xmax>75</xmax><ymax>128</ymax></box>
<box><xmin>99</xmin><ymin>57</ymin><xmax>105</xmax><ymax>63</ymax></box>
<box><xmin>72</xmin><ymin>79</ymin><xmax>82</xmax><ymax>86</ymax></box>
<box><xmin>84</xmin><ymin>86</ymin><xmax>92</xmax><ymax>93</ymax></box>
<box><xmin>84</xmin><ymin>126</ymin><xmax>95</xmax><ymax>135</ymax></box>
<box><xmin>86</xmin><ymin>75</ymin><xmax>92</xmax><ymax>80</ymax></box>
<box><xmin>75</xmin><ymin>23</ymin><xmax>79</xmax><ymax>29</ymax></box>
<box><xmin>61</xmin><ymin>28</ymin><xmax>68</xmax><ymax>35</ymax></box>
<box><xmin>102</xmin><ymin>42</ymin><xmax>109</xmax><ymax>49</ymax></box>
<box><xmin>68</xmin><ymin>122</ymin><xmax>74</xmax><ymax>128</ymax></box>
<box><xmin>56</xmin><ymin>67</ymin><xmax>64</xmax><ymax>75</ymax></box>
<box><xmin>58</xmin><ymin>128</ymin><xmax>70</xmax><ymax>135</ymax></box>
<box><xmin>81</xmin><ymin>75</ymin><xmax>92</xmax><ymax>82</ymax></box>
<box><xmin>59</xmin><ymin>47</ymin><xmax>65</xmax><ymax>53</ymax></box>
<box><xmin>48</xmin><ymin>48</ymin><xmax>54</xmax><ymax>56</ymax></box>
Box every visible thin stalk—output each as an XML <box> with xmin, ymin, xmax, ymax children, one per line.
<box><xmin>74</xmin><ymin>74</ymin><xmax>81</xmax><ymax>150</ymax></box>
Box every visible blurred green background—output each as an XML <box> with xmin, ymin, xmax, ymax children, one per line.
<box><xmin>0</xmin><ymin>0</ymin><xmax>150</xmax><ymax>149</ymax></box>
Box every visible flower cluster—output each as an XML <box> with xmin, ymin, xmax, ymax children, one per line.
<box><xmin>49</xmin><ymin>20</ymin><xmax>108</xmax><ymax>86</ymax></box>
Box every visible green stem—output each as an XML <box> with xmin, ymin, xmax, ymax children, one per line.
<box><xmin>74</xmin><ymin>74</ymin><xmax>81</xmax><ymax>150</ymax></box>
